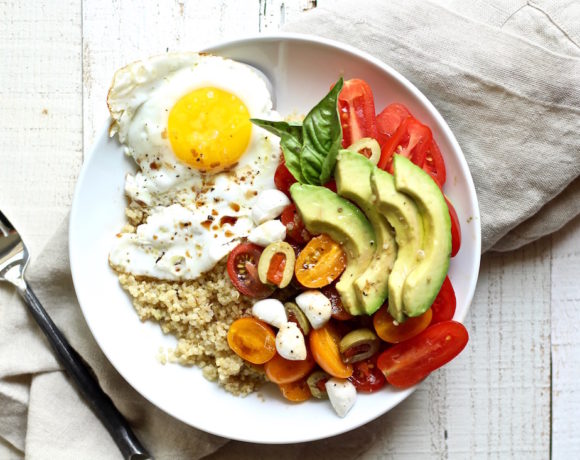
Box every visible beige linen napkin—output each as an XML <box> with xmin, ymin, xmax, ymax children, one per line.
<box><xmin>1</xmin><ymin>1</ymin><xmax>579</xmax><ymax>459</ymax></box>
<box><xmin>285</xmin><ymin>0</ymin><xmax>580</xmax><ymax>253</ymax></box>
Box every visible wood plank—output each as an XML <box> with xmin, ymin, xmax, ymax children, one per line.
<box><xmin>0</xmin><ymin>0</ymin><xmax>82</xmax><ymax>255</ymax></box>
<box><xmin>551</xmin><ymin>215</ymin><xmax>580</xmax><ymax>459</ymax></box>
<box><xmin>446</xmin><ymin>241</ymin><xmax>552</xmax><ymax>458</ymax></box>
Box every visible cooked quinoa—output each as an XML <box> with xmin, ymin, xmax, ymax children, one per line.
<box><xmin>112</xmin><ymin>205</ymin><xmax>266</xmax><ymax>396</ymax></box>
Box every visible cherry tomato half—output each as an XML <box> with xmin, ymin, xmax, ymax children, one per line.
<box><xmin>445</xmin><ymin>196</ymin><xmax>461</xmax><ymax>257</ymax></box>
<box><xmin>422</xmin><ymin>140</ymin><xmax>447</xmax><ymax>188</ymax></box>
<box><xmin>279</xmin><ymin>379</ymin><xmax>312</xmax><ymax>402</ymax></box>
<box><xmin>309</xmin><ymin>323</ymin><xmax>353</xmax><ymax>379</ymax></box>
<box><xmin>321</xmin><ymin>284</ymin><xmax>353</xmax><ymax>320</ymax></box>
<box><xmin>373</xmin><ymin>306</ymin><xmax>432</xmax><ymax>344</ymax></box>
<box><xmin>338</xmin><ymin>79</ymin><xmax>380</xmax><ymax>148</ymax></box>
<box><xmin>377</xmin><ymin>321</ymin><xmax>468</xmax><ymax>388</ymax></box>
<box><xmin>377</xmin><ymin>103</ymin><xmax>412</xmax><ymax>139</ymax></box>
<box><xmin>280</xmin><ymin>203</ymin><xmax>311</xmax><ymax>245</ymax></box>
<box><xmin>295</xmin><ymin>234</ymin><xmax>347</xmax><ymax>288</ymax></box>
<box><xmin>430</xmin><ymin>276</ymin><xmax>456</xmax><ymax>324</ymax></box>
<box><xmin>378</xmin><ymin>117</ymin><xmax>432</xmax><ymax>172</ymax></box>
<box><xmin>348</xmin><ymin>356</ymin><xmax>387</xmax><ymax>393</ymax></box>
<box><xmin>264</xmin><ymin>352</ymin><xmax>316</xmax><ymax>384</ymax></box>
<box><xmin>274</xmin><ymin>161</ymin><xmax>297</xmax><ymax>197</ymax></box>
<box><xmin>324</xmin><ymin>179</ymin><xmax>338</xmax><ymax>193</ymax></box>
<box><xmin>227</xmin><ymin>243</ymin><xmax>275</xmax><ymax>298</ymax></box>
<box><xmin>227</xmin><ymin>317</ymin><xmax>277</xmax><ymax>365</ymax></box>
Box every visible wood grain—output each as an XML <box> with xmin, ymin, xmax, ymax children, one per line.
<box><xmin>551</xmin><ymin>215</ymin><xmax>580</xmax><ymax>459</ymax></box>
<box><xmin>0</xmin><ymin>0</ymin><xmax>82</xmax><ymax>256</ymax></box>
<box><xmin>0</xmin><ymin>0</ymin><xmax>577</xmax><ymax>458</ymax></box>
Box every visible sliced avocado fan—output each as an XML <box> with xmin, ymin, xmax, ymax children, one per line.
<box><xmin>290</xmin><ymin>183</ymin><xmax>375</xmax><ymax>316</ymax></box>
<box><xmin>393</xmin><ymin>155</ymin><xmax>451</xmax><ymax>317</ymax></box>
<box><xmin>371</xmin><ymin>167</ymin><xmax>423</xmax><ymax>322</ymax></box>
<box><xmin>334</xmin><ymin>150</ymin><xmax>397</xmax><ymax>315</ymax></box>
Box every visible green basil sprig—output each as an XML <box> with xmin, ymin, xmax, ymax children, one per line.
<box><xmin>251</xmin><ymin>78</ymin><xmax>344</xmax><ymax>186</ymax></box>
<box><xmin>250</xmin><ymin>120</ymin><xmax>305</xmax><ymax>182</ymax></box>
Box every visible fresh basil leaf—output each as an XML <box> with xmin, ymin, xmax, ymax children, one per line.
<box><xmin>300</xmin><ymin>78</ymin><xmax>343</xmax><ymax>185</ymax></box>
<box><xmin>250</xmin><ymin>119</ymin><xmax>303</xmax><ymax>143</ymax></box>
<box><xmin>251</xmin><ymin>118</ymin><xmax>305</xmax><ymax>182</ymax></box>
<box><xmin>280</xmin><ymin>133</ymin><xmax>305</xmax><ymax>183</ymax></box>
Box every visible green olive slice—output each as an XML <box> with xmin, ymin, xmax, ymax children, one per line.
<box><xmin>257</xmin><ymin>241</ymin><xmax>296</xmax><ymax>288</ymax></box>
<box><xmin>347</xmin><ymin>137</ymin><xmax>381</xmax><ymax>165</ymax></box>
<box><xmin>307</xmin><ymin>370</ymin><xmax>331</xmax><ymax>399</ymax></box>
<box><xmin>284</xmin><ymin>301</ymin><xmax>311</xmax><ymax>336</ymax></box>
<box><xmin>339</xmin><ymin>328</ymin><xmax>380</xmax><ymax>363</ymax></box>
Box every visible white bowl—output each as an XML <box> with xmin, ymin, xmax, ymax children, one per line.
<box><xmin>69</xmin><ymin>33</ymin><xmax>481</xmax><ymax>443</ymax></box>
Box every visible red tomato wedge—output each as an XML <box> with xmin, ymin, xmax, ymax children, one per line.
<box><xmin>377</xmin><ymin>321</ymin><xmax>468</xmax><ymax>388</ymax></box>
<box><xmin>324</xmin><ymin>179</ymin><xmax>337</xmax><ymax>193</ymax></box>
<box><xmin>377</xmin><ymin>103</ymin><xmax>412</xmax><ymax>139</ymax></box>
<box><xmin>280</xmin><ymin>203</ymin><xmax>311</xmax><ymax>245</ymax></box>
<box><xmin>422</xmin><ymin>140</ymin><xmax>447</xmax><ymax>187</ymax></box>
<box><xmin>348</xmin><ymin>356</ymin><xmax>387</xmax><ymax>393</ymax></box>
<box><xmin>445</xmin><ymin>196</ymin><xmax>461</xmax><ymax>257</ymax></box>
<box><xmin>378</xmin><ymin>117</ymin><xmax>432</xmax><ymax>171</ymax></box>
<box><xmin>274</xmin><ymin>161</ymin><xmax>297</xmax><ymax>197</ymax></box>
<box><xmin>226</xmin><ymin>243</ymin><xmax>275</xmax><ymax>299</ymax></box>
<box><xmin>338</xmin><ymin>79</ymin><xmax>380</xmax><ymax>148</ymax></box>
<box><xmin>430</xmin><ymin>276</ymin><xmax>457</xmax><ymax>324</ymax></box>
<box><xmin>321</xmin><ymin>284</ymin><xmax>353</xmax><ymax>321</ymax></box>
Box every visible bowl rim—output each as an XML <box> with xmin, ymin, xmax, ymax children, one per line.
<box><xmin>69</xmin><ymin>32</ymin><xmax>481</xmax><ymax>443</ymax></box>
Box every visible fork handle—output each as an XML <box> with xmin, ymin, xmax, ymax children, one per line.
<box><xmin>18</xmin><ymin>282</ymin><xmax>151</xmax><ymax>460</ymax></box>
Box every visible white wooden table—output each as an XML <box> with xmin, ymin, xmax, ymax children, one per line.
<box><xmin>1</xmin><ymin>1</ymin><xmax>578</xmax><ymax>458</ymax></box>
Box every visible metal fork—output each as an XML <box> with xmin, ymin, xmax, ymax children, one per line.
<box><xmin>0</xmin><ymin>211</ymin><xmax>151</xmax><ymax>460</ymax></box>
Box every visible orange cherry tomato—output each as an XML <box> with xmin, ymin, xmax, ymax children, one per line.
<box><xmin>295</xmin><ymin>234</ymin><xmax>346</xmax><ymax>288</ymax></box>
<box><xmin>227</xmin><ymin>317</ymin><xmax>276</xmax><ymax>364</ymax></box>
<box><xmin>264</xmin><ymin>353</ymin><xmax>316</xmax><ymax>384</ymax></box>
<box><xmin>279</xmin><ymin>379</ymin><xmax>312</xmax><ymax>402</ymax></box>
<box><xmin>373</xmin><ymin>306</ymin><xmax>432</xmax><ymax>344</ymax></box>
<box><xmin>309</xmin><ymin>323</ymin><xmax>353</xmax><ymax>378</ymax></box>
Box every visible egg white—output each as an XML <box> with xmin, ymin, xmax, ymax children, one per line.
<box><xmin>107</xmin><ymin>53</ymin><xmax>283</xmax><ymax>280</ymax></box>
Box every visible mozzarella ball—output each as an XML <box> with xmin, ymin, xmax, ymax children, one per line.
<box><xmin>252</xmin><ymin>189</ymin><xmax>290</xmax><ymax>225</ymax></box>
<box><xmin>295</xmin><ymin>290</ymin><xmax>332</xmax><ymax>329</ymax></box>
<box><xmin>325</xmin><ymin>378</ymin><xmax>357</xmax><ymax>417</ymax></box>
<box><xmin>252</xmin><ymin>299</ymin><xmax>287</xmax><ymax>329</ymax></box>
<box><xmin>275</xmin><ymin>322</ymin><xmax>307</xmax><ymax>360</ymax></box>
<box><xmin>247</xmin><ymin>220</ymin><xmax>286</xmax><ymax>247</ymax></box>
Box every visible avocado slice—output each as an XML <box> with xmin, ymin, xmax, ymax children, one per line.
<box><xmin>290</xmin><ymin>183</ymin><xmax>375</xmax><ymax>315</ymax></box>
<box><xmin>393</xmin><ymin>155</ymin><xmax>451</xmax><ymax>316</ymax></box>
<box><xmin>334</xmin><ymin>150</ymin><xmax>397</xmax><ymax>314</ymax></box>
<box><xmin>371</xmin><ymin>168</ymin><xmax>423</xmax><ymax>322</ymax></box>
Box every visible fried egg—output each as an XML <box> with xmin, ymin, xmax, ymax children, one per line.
<box><xmin>107</xmin><ymin>53</ymin><xmax>282</xmax><ymax>280</ymax></box>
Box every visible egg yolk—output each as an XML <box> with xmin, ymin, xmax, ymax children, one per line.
<box><xmin>167</xmin><ymin>87</ymin><xmax>251</xmax><ymax>172</ymax></box>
